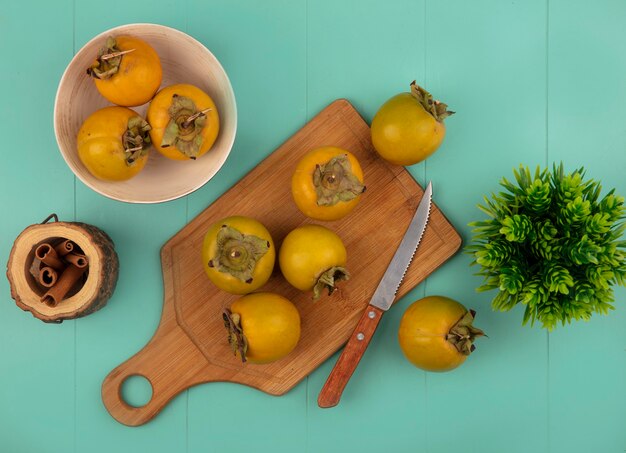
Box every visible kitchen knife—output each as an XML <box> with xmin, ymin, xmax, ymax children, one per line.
<box><xmin>317</xmin><ymin>181</ymin><xmax>433</xmax><ymax>408</ymax></box>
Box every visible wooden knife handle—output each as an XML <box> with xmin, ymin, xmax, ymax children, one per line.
<box><xmin>317</xmin><ymin>305</ymin><xmax>385</xmax><ymax>408</ymax></box>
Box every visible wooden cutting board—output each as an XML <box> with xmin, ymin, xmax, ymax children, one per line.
<box><xmin>102</xmin><ymin>99</ymin><xmax>462</xmax><ymax>426</ymax></box>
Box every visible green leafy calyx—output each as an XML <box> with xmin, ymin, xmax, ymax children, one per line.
<box><xmin>122</xmin><ymin>116</ymin><xmax>151</xmax><ymax>166</ymax></box>
<box><xmin>446</xmin><ymin>310</ymin><xmax>485</xmax><ymax>355</ymax></box>
<box><xmin>87</xmin><ymin>36</ymin><xmax>134</xmax><ymax>80</ymax></box>
<box><xmin>312</xmin><ymin>155</ymin><xmax>365</xmax><ymax>206</ymax></box>
<box><xmin>409</xmin><ymin>81</ymin><xmax>455</xmax><ymax>122</ymax></box>
<box><xmin>222</xmin><ymin>309</ymin><xmax>248</xmax><ymax>363</ymax></box>
<box><xmin>312</xmin><ymin>266</ymin><xmax>350</xmax><ymax>300</ymax></box>
<box><xmin>210</xmin><ymin>225</ymin><xmax>269</xmax><ymax>283</ymax></box>
<box><xmin>161</xmin><ymin>94</ymin><xmax>211</xmax><ymax>159</ymax></box>
<box><xmin>468</xmin><ymin>163</ymin><xmax>626</xmax><ymax>330</ymax></box>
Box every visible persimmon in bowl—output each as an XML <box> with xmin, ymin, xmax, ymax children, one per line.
<box><xmin>54</xmin><ymin>23</ymin><xmax>237</xmax><ymax>203</ymax></box>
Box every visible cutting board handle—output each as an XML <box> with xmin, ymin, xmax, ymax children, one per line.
<box><xmin>101</xmin><ymin>325</ymin><xmax>209</xmax><ymax>426</ymax></box>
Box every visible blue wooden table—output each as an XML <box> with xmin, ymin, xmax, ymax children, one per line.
<box><xmin>1</xmin><ymin>1</ymin><xmax>624</xmax><ymax>452</ymax></box>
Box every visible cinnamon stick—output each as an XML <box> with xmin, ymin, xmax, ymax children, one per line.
<box><xmin>38</xmin><ymin>267</ymin><xmax>58</xmax><ymax>288</ymax></box>
<box><xmin>29</xmin><ymin>257</ymin><xmax>43</xmax><ymax>281</ymax></box>
<box><xmin>54</xmin><ymin>240</ymin><xmax>75</xmax><ymax>257</ymax></box>
<box><xmin>41</xmin><ymin>264</ymin><xmax>86</xmax><ymax>307</ymax></box>
<box><xmin>64</xmin><ymin>252</ymin><xmax>88</xmax><ymax>268</ymax></box>
<box><xmin>35</xmin><ymin>243</ymin><xmax>65</xmax><ymax>270</ymax></box>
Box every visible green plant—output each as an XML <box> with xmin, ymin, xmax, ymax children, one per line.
<box><xmin>467</xmin><ymin>163</ymin><xmax>626</xmax><ymax>330</ymax></box>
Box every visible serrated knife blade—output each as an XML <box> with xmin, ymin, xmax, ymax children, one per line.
<box><xmin>318</xmin><ymin>182</ymin><xmax>433</xmax><ymax>408</ymax></box>
<box><xmin>370</xmin><ymin>180</ymin><xmax>432</xmax><ymax>311</ymax></box>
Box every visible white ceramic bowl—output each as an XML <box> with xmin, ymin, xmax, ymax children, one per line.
<box><xmin>54</xmin><ymin>24</ymin><xmax>237</xmax><ymax>203</ymax></box>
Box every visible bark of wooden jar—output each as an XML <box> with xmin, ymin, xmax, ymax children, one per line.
<box><xmin>6</xmin><ymin>221</ymin><xmax>119</xmax><ymax>323</ymax></box>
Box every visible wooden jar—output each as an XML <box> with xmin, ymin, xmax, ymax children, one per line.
<box><xmin>6</xmin><ymin>214</ymin><xmax>119</xmax><ymax>323</ymax></box>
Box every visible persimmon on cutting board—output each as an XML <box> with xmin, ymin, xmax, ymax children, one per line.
<box><xmin>101</xmin><ymin>100</ymin><xmax>462</xmax><ymax>427</ymax></box>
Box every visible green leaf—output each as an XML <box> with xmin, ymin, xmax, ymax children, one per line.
<box><xmin>499</xmin><ymin>214</ymin><xmax>532</xmax><ymax>242</ymax></box>
<box><xmin>466</xmin><ymin>161</ymin><xmax>626</xmax><ymax>330</ymax></box>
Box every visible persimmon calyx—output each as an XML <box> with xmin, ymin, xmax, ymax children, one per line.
<box><xmin>223</xmin><ymin>309</ymin><xmax>248</xmax><ymax>363</ymax></box>
<box><xmin>161</xmin><ymin>94</ymin><xmax>210</xmax><ymax>159</ymax></box>
<box><xmin>122</xmin><ymin>116</ymin><xmax>151</xmax><ymax>165</ymax></box>
<box><xmin>409</xmin><ymin>81</ymin><xmax>455</xmax><ymax>122</ymax></box>
<box><xmin>446</xmin><ymin>310</ymin><xmax>485</xmax><ymax>355</ymax></box>
<box><xmin>313</xmin><ymin>266</ymin><xmax>350</xmax><ymax>300</ymax></box>
<box><xmin>313</xmin><ymin>155</ymin><xmax>365</xmax><ymax>206</ymax></box>
<box><xmin>87</xmin><ymin>36</ymin><xmax>134</xmax><ymax>80</ymax></box>
<box><xmin>210</xmin><ymin>225</ymin><xmax>269</xmax><ymax>283</ymax></box>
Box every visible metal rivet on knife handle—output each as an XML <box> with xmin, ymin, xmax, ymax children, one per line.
<box><xmin>356</xmin><ymin>333</ymin><xmax>365</xmax><ymax>341</ymax></box>
<box><xmin>368</xmin><ymin>310</ymin><xmax>376</xmax><ymax>319</ymax></box>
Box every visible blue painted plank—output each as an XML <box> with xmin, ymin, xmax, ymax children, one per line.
<box><xmin>72</xmin><ymin>2</ymin><xmax>189</xmax><ymax>451</ymax></box>
<box><xmin>73</xmin><ymin>192</ymin><xmax>188</xmax><ymax>452</ymax></box>
<box><xmin>0</xmin><ymin>1</ymin><xmax>76</xmax><ymax>452</ymax></box>
<box><xmin>423</xmin><ymin>0</ymin><xmax>549</xmax><ymax>452</ymax></box>
<box><xmin>547</xmin><ymin>0</ymin><xmax>626</xmax><ymax>451</ymax></box>
<box><xmin>305</xmin><ymin>0</ymin><xmax>428</xmax><ymax>451</ymax></box>
<box><xmin>186</xmin><ymin>0</ymin><xmax>308</xmax><ymax>219</ymax></box>
<box><xmin>186</xmin><ymin>2</ymin><xmax>308</xmax><ymax>452</ymax></box>
<box><xmin>0</xmin><ymin>1</ymin><xmax>624</xmax><ymax>451</ymax></box>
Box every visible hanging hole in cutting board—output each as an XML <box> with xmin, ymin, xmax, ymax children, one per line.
<box><xmin>121</xmin><ymin>375</ymin><xmax>153</xmax><ymax>408</ymax></box>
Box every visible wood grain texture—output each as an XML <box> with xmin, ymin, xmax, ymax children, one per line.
<box><xmin>1</xmin><ymin>2</ymin><xmax>625</xmax><ymax>451</ymax></box>
<box><xmin>185</xmin><ymin>2</ymin><xmax>310</xmax><ymax>449</ymax></box>
<box><xmin>317</xmin><ymin>305</ymin><xmax>384</xmax><ymax>408</ymax></box>
<box><xmin>303</xmin><ymin>2</ymin><xmax>431</xmax><ymax>450</ymax></box>
<box><xmin>102</xmin><ymin>99</ymin><xmax>461</xmax><ymax>426</ymax></box>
